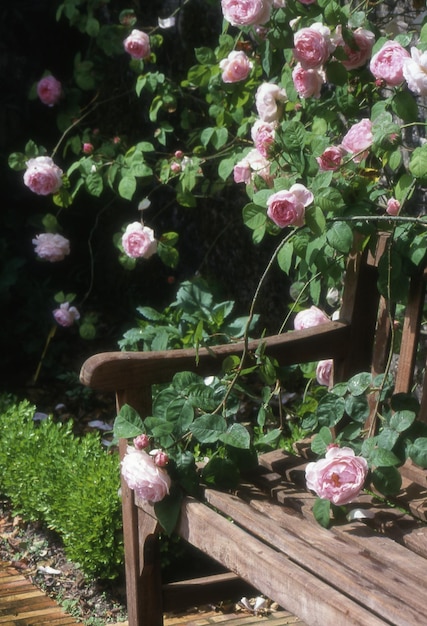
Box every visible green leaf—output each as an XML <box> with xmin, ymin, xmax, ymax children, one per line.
<box><xmin>157</xmin><ymin>241</ymin><xmax>179</xmax><ymax>268</ymax></box>
<box><xmin>369</xmin><ymin>447</ymin><xmax>400</xmax><ymax>467</ymax></box>
<box><xmin>305</xmin><ymin>205</ymin><xmax>326</xmax><ymax>236</ymax></box>
<box><xmin>311</xmin><ymin>426</ymin><xmax>333</xmax><ymax>456</ymax></box>
<box><xmin>220</xmin><ymin>423</ymin><xmax>251</xmax><ymax>449</ymax></box>
<box><xmin>315</xmin><ymin>188</ymin><xmax>344</xmax><ymax>213</ymax></box>
<box><xmin>392</xmin><ymin>91</ymin><xmax>419</xmax><ymax>123</ymax></box>
<box><xmin>277</xmin><ymin>240</ymin><xmax>293</xmax><ymax>274</ymax></box>
<box><xmin>242</xmin><ymin>203</ymin><xmax>267</xmax><ymax>231</ymax></box>
<box><xmin>194</xmin><ymin>47</ymin><xmax>216</xmax><ymax>64</ymax></box>
<box><xmin>154</xmin><ymin>486</ymin><xmax>183</xmax><ymax>535</ymax></box>
<box><xmin>389</xmin><ymin>410</ymin><xmax>416</xmax><ymax>433</ymax></box>
<box><xmin>312</xmin><ymin>498</ymin><xmax>331</xmax><ymax>528</ymax></box>
<box><xmin>113</xmin><ymin>404</ymin><xmax>144</xmax><ymax>439</ymax></box>
<box><xmin>325</xmin><ymin>61</ymin><xmax>348</xmax><ymax>86</ymax></box>
<box><xmin>371</xmin><ymin>466</ymin><xmax>402</xmax><ymax>496</ymax></box>
<box><xmin>190</xmin><ymin>414</ymin><xmax>227</xmax><ymax>443</ymax></box>
<box><xmin>395</xmin><ymin>173</ymin><xmax>414</xmax><ymax>203</ymax></box>
<box><xmin>8</xmin><ymin>152</ymin><xmax>27</xmax><ymax>171</ymax></box>
<box><xmin>409</xmin><ymin>438</ymin><xmax>427</xmax><ymax>468</ymax></box>
<box><xmin>316</xmin><ymin>395</ymin><xmax>345</xmax><ymax>428</ymax></box>
<box><xmin>118</xmin><ymin>175</ymin><xmax>137</xmax><ymax>201</ymax></box>
<box><xmin>85</xmin><ymin>172</ymin><xmax>104</xmax><ymax>197</ymax></box>
<box><xmin>326</xmin><ymin>221</ymin><xmax>353</xmax><ymax>253</ymax></box>
<box><xmin>409</xmin><ymin>146</ymin><xmax>427</xmax><ymax>181</ymax></box>
<box><xmin>347</xmin><ymin>372</ymin><xmax>372</xmax><ymax>396</ymax></box>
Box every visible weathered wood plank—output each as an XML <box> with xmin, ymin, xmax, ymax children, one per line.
<box><xmin>136</xmin><ymin>496</ymin><xmax>389</xmax><ymax>626</ymax></box>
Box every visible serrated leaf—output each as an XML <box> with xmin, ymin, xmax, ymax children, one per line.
<box><xmin>326</xmin><ymin>221</ymin><xmax>353</xmax><ymax>253</ymax></box>
<box><xmin>113</xmin><ymin>404</ymin><xmax>144</xmax><ymax>439</ymax></box>
<box><xmin>190</xmin><ymin>414</ymin><xmax>227</xmax><ymax>443</ymax></box>
<box><xmin>311</xmin><ymin>426</ymin><xmax>333</xmax><ymax>455</ymax></box>
<box><xmin>118</xmin><ymin>175</ymin><xmax>137</xmax><ymax>200</ymax></box>
<box><xmin>409</xmin><ymin>146</ymin><xmax>427</xmax><ymax>180</ymax></box>
<box><xmin>220</xmin><ymin>423</ymin><xmax>251</xmax><ymax>449</ymax></box>
<box><xmin>371</xmin><ymin>466</ymin><xmax>402</xmax><ymax>496</ymax></box>
<box><xmin>409</xmin><ymin>438</ymin><xmax>427</xmax><ymax>468</ymax></box>
<box><xmin>154</xmin><ymin>486</ymin><xmax>183</xmax><ymax>535</ymax></box>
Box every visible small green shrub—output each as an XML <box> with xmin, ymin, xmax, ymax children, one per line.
<box><xmin>0</xmin><ymin>395</ymin><xmax>122</xmax><ymax>579</ymax></box>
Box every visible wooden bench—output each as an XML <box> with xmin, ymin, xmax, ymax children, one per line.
<box><xmin>80</xmin><ymin>240</ymin><xmax>427</xmax><ymax>626</ymax></box>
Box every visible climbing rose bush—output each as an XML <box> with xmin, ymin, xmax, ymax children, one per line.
<box><xmin>305</xmin><ymin>446</ymin><xmax>369</xmax><ymax>506</ymax></box>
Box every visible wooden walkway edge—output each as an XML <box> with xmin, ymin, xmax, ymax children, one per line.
<box><xmin>0</xmin><ymin>563</ymin><xmax>79</xmax><ymax>625</ymax></box>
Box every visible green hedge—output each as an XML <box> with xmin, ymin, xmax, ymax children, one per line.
<box><xmin>0</xmin><ymin>395</ymin><xmax>123</xmax><ymax>579</ymax></box>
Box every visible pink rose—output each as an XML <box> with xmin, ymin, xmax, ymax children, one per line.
<box><xmin>294</xmin><ymin>305</ymin><xmax>329</xmax><ymax>330</ymax></box>
<box><xmin>386</xmin><ymin>197</ymin><xmax>400</xmax><ymax>216</ymax></box>
<box><xmin>255</xmin><ymin>82</ymin><xmax>287</xmax><ymax>122</ymax></box>
<box><xmin>123</xmin><ymin>29</ymin><xmax>151</xmax><ymax>60</ymax></box>
<box><xmin>293</xmin><ymin>23</ymin><xmax>334</xmax><ymax>70</ymax></box>
<box><xmin>153</xmin><ymin>450</ymin><xmax>169</xmax><ymax>467</ymax></box>
<box><xmin>220</xmin><ymin>51</ymin><xmax>253</xmax><ymax>83</ymax></box>
<box><xmin>246</xmin><ymin>149</ymin><xmax>273</xmax><ymax>186</ymax></box>
<box><xmin>370</xmin><ymin>41</ymin><xmax>410</xmax><ymax>87</ymax></box>
<box><xmin>37</xmin><ymin>75</ymin><xmax>62</xmax><ymax>106</ymax></box>
<box><xmin>267</xmin><ymin>183</ymin><xmax>313</xmax><ymax>228</ymax></box>
<box><xmin>53</xmin><ymin>302</ymin><xmax>80</xmax><ymax>328</ymax></box>
<box><xmin>24</xmin><ymin>156</ymin><xmax>63</xmax><ymax>195</ymax></box>
<box><xmin>251</xmin><ymin>120</ymin><xmax>276</xmax><ymax>157</ymax></box>
<box><xmin>403</xmin><ymin>47</ymin><xmax>427</xmax><ymax>96</ymax></box>
<box><xmin>292</xmin><ymin>63</ymin><xmax>325</xmax><ymax>98</ymax></box>
<box><xmin>316</xmin><ymin>359</ymin><xmax>333</xmax><ymax>386</ymax></box>
<box><xmin>316</xmin><ymin>146</ymin><xmax>344</xmax><ymax>171</ymax></box>
<box><xmin>32</xmin><ymin>233</ymin><xmax>70</xmax><ymax>262</ymax></box>
<box><xmin>334</xmin><ymin>27</ymin><xmax>375</xmax><ymax>71</ymax></box>
<box><xmin>221</xmin><ymin>0</ymin><xmax>273</xmax><ymax>26</ymax></box>
<box><xmin>122</xmin><ymin>222</ymin><xmax>157</xmax><ymax>259</ymax></box>
<box><xmin>234</xmin><ymin>158</ymin><xmax>252</xmax><ymax>184</ymax></box>
<box><xmin>305</xmin><ymin>446</ymin><xmax>369</xmax><ymax>506</ymax></box>
<box><xmin>341</xmin><ymin>118</ymin><xmax>373</xmax><ymax>162</ymax></box>
<box><xmin>121</xmin><ymin>446</ymin><xmax>171</xmax><ymax>502</ymax></box>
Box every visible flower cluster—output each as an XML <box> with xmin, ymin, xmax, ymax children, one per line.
<box><xmin>121</xmin><ymin>434</ymin><xmax>170</xmax><ymax>503</ymax></box>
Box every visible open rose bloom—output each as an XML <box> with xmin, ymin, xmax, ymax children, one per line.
<box><xmin>255</xmin><ymin>82</ymin><xmax>287</xmax><ymax>122</ymax></box>
<box><xmin>305</xmin><ymin>446</ymin><xmax>369</xmax><ymax>506</ymax></box>
<box><xmin>37</xmin><ymin>75</ymin><xmax>62</xmax><ymax>106</ymax></box>
<box><xmin>122</xmin><ymin>222</ymin><xmax>157</xmax><ymax>259</ymax></box>
<box><xmin>293</xmin><ymin>23</ymin><xmax>334</xmax><ymax>70</ymax></box>
<box><xmin>24</xmin><ymin>156</ymin><xmax>63</xmax><ymax>195</ymax></box>
<box><xmin>221</xmin><ymin>0</ymin><xmax>273</xmax><ymax>26</ymax></box>
<box><xmin>294</xmin><ymin>305</ymin><xmax>329</xmax><ymax>330</ymax></box>
<box><xmin>32</xmin><ymin>233</ymin><xmax>70</xmax><ymax>262</ymax></box>
<box><xmin>121</xmin><ymin>446</ymin><xmax>171</xmax><ymax>503</ymax></box>
<box><xmin>123</xmin><ymin>29</ymin><xmax>151</xmax><ymax>60</ymax></box>
<box><xmin>53</xmin><ymin>302</ymin><xmax>80</xmax><ymax>327</ymax></box>
<box><xmin>370</xmin><ymin>41</ymin><xmax>410</xmax><ymax>87</ymax></box>
<box><xmin>341</xmin><ymin>118</ymin><xmax>373</xmax><ymax>162</ymax></box>
<box><xmin>220</xmin><ymin>51</ymin><xmax>253</xmax><ymax>83</ymax></box>
<box><xmin>403</xmin><ymin>47</ymin><xmax>427</xmax><ymax>97</ymax></box>
<box><xmin>267</xmin><ymin>184</ymin><xmax>313</xmax><ymax>228</ymax></box>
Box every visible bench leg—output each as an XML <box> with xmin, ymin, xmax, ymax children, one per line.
<box><xmin>120</xmin><ymin>440</ymin><xmax>163</xmax><ymax>626</ymax></box>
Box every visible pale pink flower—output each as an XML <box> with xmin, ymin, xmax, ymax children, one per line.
<box><xmin>386</xmin><ymin>197</ymin><xmax>401</xmax><ymax>215</ymax></box>
<box><xmin>255</xmin><ymin>82</ymin><xmax>287</xmax><ymax>122</ymax></box>
<box><xmin>316</xmin><ymin>146</ymin><xmax>344</xmax><ymax>171</ymax></box>
<box><xmin>221</xmin><ymin>0</ymin><xmax>273</xmax><ymax>26</ymax></box>
<box><xmin>53</xmin><ymin>302</ymin><xmax>80</xmax><ymax>327</ymax></box>
<box><xmin>24</xmin><ymin>156</ymin><xmax>63</xmax><ymax>195</ymax></box>
<box><xmin>37</xmin><ymin>75</ymin><xmax>62</xmax><ymax>106</ymax></box>
<box><xmin>294</xmin><ymin>305</ymin><xmax>329</xmax><ymax>330</ymax></box>
<box><xmin>220</xmin><ymin>51</ymin><xmax>253</xmax><ymax>83</ymax></box>
<box><xmin>122</xmin><ymin>222</ymin><xmax>157</xmax><ymax>259</ymax></box>
<box><xmin>370</xmin><ymin>41</ymin><xmax>410</xmax><ymax>87</ymax></box>
<box><xmin>121</xmin><ymin>446</ymin><xmax>171</xmax><ymax>502</ymax></box>
<box><xmin>251</xmin><ymin>120</ymin><xmax>276</xmax><ymax>157</ymax></box>
<box><xmin>305</xmin><ymin>446</ymin><xmax>368</xmax><ymax>505</ymax></box>
<box><xmin>234</xmin><ymin>158</ymin><xmax>252</xmax><ymax>184</ymax></box>
<box><xmin>273</xmin><ymin>0</ymin><xmax>286</xmax><ymax>6</ymax></box>
<box><xmin>123</xmin><ymin>29</ymin><xmax>151</xmax><ymax>60</ymax></box>
<box><xmin>403</xmin><ymin>47</ymin><xmax>427</xmax><ymax>96</ymax></box>
<box><xmin>333</xmin><ymin>26</ymin><xmax>374</xmax><ymax>71</ymax></box>
<box><xmin>292</xmin><ymin>63</ymin><xmax>325</xmax><ymax>98</ymax></box>
<box><xmin>267</xmin><ymin>183</ymin><xmax>313</xmax><ymax>228</ymax></box>
<box><xmin>32</xmin><ymin>233</ymin><xmax>70</xmax><ymax>262</ymax></box>
<box><xmin>245</xmin><ymin>149</ymin><xmax>273</xmax><ymax>186</ymax></box>
<box><xmin>293</xmin><ymin>23</ymin><xmax>334</xmax><ymax>70</ymax></box>
<box><xmin>341</xmin><ymin>119</ymin><xmax>373</xmax><ymax>162</ymax></box>
<box><xmin>316</xmin><ymin>359</ymin><xmax>333</xmax><ymax>386</ymax></box>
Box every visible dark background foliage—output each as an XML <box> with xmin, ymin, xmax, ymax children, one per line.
<box><xmin>1</xmin><ymin>0</ymin><xmax>286</xmax><ymax>392</ymax></box>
